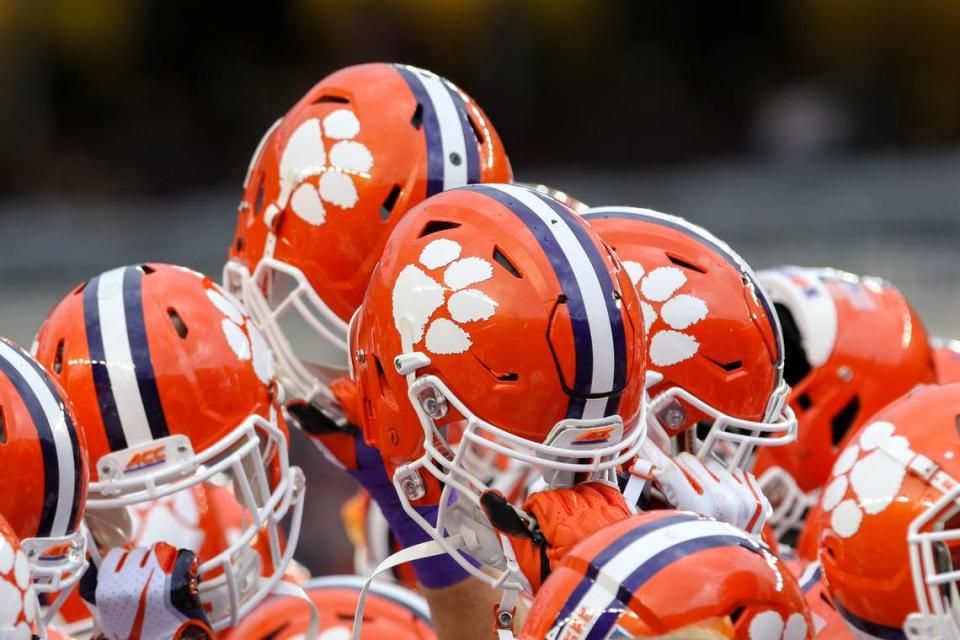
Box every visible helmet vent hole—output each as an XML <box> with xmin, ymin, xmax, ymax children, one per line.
<box><xmin>497</xmin><ymin>372</ymin><xmax>519</xmax><ymax>382</ymax></box>
<box><xmin>776</xmin><ymin>302</ymin><xmax>812</xmax><ymax>385</ymax></box>
<box><xmin>234</xmin><ymin>236</ymin><xmax>244</xmax><ymax>252</ymax></box>
<box><xmin>729</xmin><ymin>606</ymin><xmax>745</xmax><ymax>623</ymax></box>
<box><xmin>253</xmin><ymin>176</ymin><xmax>266</xmax><ymax>216</ymax></box>
<box><xmin>418</xmin><ymin>220</ymin><xmax>461</xmax><ymax>237</ymax></box>
<box><xmin>140</xmin><ymin>264</ymin><xmax>155</xmax><ymax>275</ymax></box>
<box><xmin>312</xmin><ymin>94</ymin><xmax>349</xmax><ymax>104</ymax></box>
<box><xmin>411</xmin><ymin>103</ymin><xmax>424</xmax><ymax>129</ymax></box>
<box><xmin>380</xmin><ymin>185</ymin><xmax>402</xmax><ymax>222</ymax></box>
<box><xmin>0</xmin><ymin>407</ymin><xmax>6</xmax><ymax>444</ymax></box>
<box><xmin>796</xmin><ymin>393</ymin><xmax>813</xmax><ymax>410</ymax></box>
<box><xmin>372</xmin><ymin>355</ymin><xmax>397</xmax><ymax>408</ymax></box>
<box><xmin>706</xmin><ymin>357</ymin><xmax>742</xmax><ymax>372</ymax></box>
<box><xmin>493</xmin><ymin>247</ymin><xmax>522</xmax><ymax>279</ymax></box>
<box><xmin>666</xmin><ymin>253</ymin><xmax>706</xmax><ymax>274</ymax></box>
<box><xmin>830</xmin><ymin>396</ymin><xmax>860</xmax><ymax>447</ymax></box>
<box><xmin>168</xmin><ymin>309</ymin><xmax>189</xmax><ymax>339</ymax></box>
<box><xmin>466</xmin><ymin>115</ymin><xmax>484</xmax><ymax>145</ymax></box>
<box><xmin>53</xmin><ymin>339</ymin><xmax>64</xmax><ymax>374</ymax></box>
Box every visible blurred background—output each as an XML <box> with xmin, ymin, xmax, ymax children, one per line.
<box><xmin>1</xmin><ymin>0</ymin><xmax>958</xmax><ymax>574</ymax></box>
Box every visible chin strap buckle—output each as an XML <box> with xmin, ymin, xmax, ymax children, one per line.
<box><xmin>493</xmin><ymin>587</ymin><xmax>519</xmax><ymax>639</ymax></box>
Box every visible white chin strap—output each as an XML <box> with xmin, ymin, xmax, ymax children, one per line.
<box><xmin>350</xmin><ymin>535</ymin><xmax>462</xmax><ymax>640</ymax></box>
<box><xmin>266</xmin><ymin>579</ymin><xmax>320</xmax><ymax>640</ymax></box>
<box><xmin>350</xmin><ymin>535</ymin><xmax>526</xmax><ymax>640</ymax></box>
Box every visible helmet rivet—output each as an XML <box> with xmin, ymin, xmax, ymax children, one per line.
<box><xmin>497</xmin><ymin>610</ymin><xmax>513</xmax><ymax>628</ymax></box>
<box><xmin>355</xmin><ymin>349</ymin><xmax>366</xmax><ymax>364</ymax></box>
<box><xmin>837</xmin><ymin>366</ymin><xmax>853</xmax><ymax>382</ymax></box>
<box><xmin>389</xmin><ymin>429</ymin><xmax>400</xmax><ymax>447</ymax></box>
<box><xmin>449</xmin><ymin>152</ymin><xmax>462</xmax><ymax>166</ymax></box>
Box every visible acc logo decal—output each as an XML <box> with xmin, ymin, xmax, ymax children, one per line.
<box><xmin>277</xmin><ymin>109</ymin><xmax>374</xmax><ymax>226</ymax></box>
<box><xmin>821</xmin><ymin>420</ymin><xmax>910</xmax><ymax>539</ymax></box>
<box><xmin>571</xmin><ymin>426</ymin><xmax>616</xmax><ymax>446</ymax></box>
<box><xmin>392</xmin><ymin>238</ymin><xmax>498</xmax><ymax>355</ymax></box>
<box><xmin>124</xmin><ymin>445</ymin><xmax>167</xmax><ymax>474</ymax></box>
<box><xmin>623</xmin><ymin>262</ymin><xmax>708</xmax><ymax>368</ymax></box>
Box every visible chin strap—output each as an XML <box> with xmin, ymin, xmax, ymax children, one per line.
<box><xmin>622</xmin><ymin>455</ymin><xmax>655</xmax><ymax>514</ymax></box>
<box><xmin>266</xmin><ymin>579</ymin><xmax>320</xmax><ymax>640</ymax></box>
<box><xmin>351</xmin><ymin>535</ymin><xmax>465</xmax><ymax>640</ymax></box>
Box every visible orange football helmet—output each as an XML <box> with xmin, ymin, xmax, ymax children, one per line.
<box><xmin>349</xmin><ymin>184</ymin><xmax>647</xmax><ymax>588</ymax></box>
<box><xmin>0</xmin><ymin>512</ymin><xmax>42</xmax><ymax>640</ymax></box>
<box><xmin>0</xmin><ymin>337</ymin><xmax>88</xmax><ymax>622</ymax></box>
<box><xmin>518</xmin><ymin>510</ymin><xmax>812</xmax><ymax>640</ymax></box>
<box><xmin>582</xmin><ymin>207</ymin><xmax>796</xmax><ymax>470</ymax></box>
<box><xmin>817</xmin><ymin>383</ymin><xmax>960</xmax><ymax>639</ymax></box>
<box><xmin>931</xmin><ymin>337</ymin><xmax>960</xmax><ymax>384</ymax></box>
<box><xmin>222</xmin><ymin>575</ymin><xmax>435</xmax><ymax>640</ymax></box>
<box><xmin>753</xmin><ymin>267</ymin><xmax>935</xmax><ymax>538</ymax></box>
<box><xmin>224</xmin><ymin>62</ymin><xmax>512</xmax><ymax>413</ymax></box>
<box><xmin>33</xmin><ymin>263</ymin><xmax>305</xmax><ymax>631</ymax></box>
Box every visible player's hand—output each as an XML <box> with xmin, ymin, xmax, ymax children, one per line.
<box><xmin>643</xmin><ymin>441</ymin><xmax>770</xmax><ymax>536</ymax></box>
<box><xmin>481</xmin><ymin>482</ymin><xmax>631</xmax><ymax>593</ymax></box>
<box><xmin>79</xmin><ymin>542</ymin><xmax>213</xmax><ymax>640</ymax></box>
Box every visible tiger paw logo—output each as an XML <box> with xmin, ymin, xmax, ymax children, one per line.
<box><xmin>622</xmin><ymin>262</ymin><xmax>708</xmax><ymax>367</ymax></box>
<box><xmin>392</xmin><ymin>238</ymin><xmax>498</xmax><ymax>355</ymax></box>
<box><xmin>279</xmin><ymin>109</ymin><xmax>374</xmax><ymax>226</ymax></box>
<box><xmin>821</xmin><ymin>420</ymin><xmax>911</xmax><ymax>539</ymax></box>
<box><xmin>130</xmin><ymin>489</ymin><xmax>205</xmax><ymax>554</ymax></box>
<box><xmin>206</xmin><ymin>285</ymin><xmax>274</xmax><ymax>384</ymax></box>
<box><xmin>0</xmin><ymin>532</ymin><xmax>36</xmax><ymax>638</ymax></box>
<box><xmin>747</xmin><ymin>610</ymin><xmax>808</xmax><ymax>640</ymax></box>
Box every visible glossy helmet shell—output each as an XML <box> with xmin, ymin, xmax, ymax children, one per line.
<box><xmin>229</xmin><ymin>62</ymin><xmax>512</xmax><ymax>329</ymax></box>
<box><xmin>220</xmin><ymin>575</ymin><xmax>435</xmax><ymax>640</ymax></box>
<box><xmin>583</xmin><ymin>207</ymin><xmax>784</xmax><ymax>435</ymax></box>
<box><xmin>753</xmin><ymin>267</ymin><xmax>935</xmax><ymax>493</ymax></box>
<box><xmin>0</xmin><ymin>337</ymin><xmax>87</xmax><ymax>552</ymax></box>
<box><xmin>519</xmin><ymin>510</ymin><xmax>812</xmax><ymax>639</ymax></box>
<box><xmin>350</xmin><ymin>184</ymin><xmax>645</xmax><ymax>470</ymax></box>
<box><xmin>33</xmin><ymin>263</ymin><xmax>279</xmax><ymax>485</ymax></box>
<box><xmin>817</xmin><ymin>383</ymin><xmax>960</xmax><ymax>638</ymax></box>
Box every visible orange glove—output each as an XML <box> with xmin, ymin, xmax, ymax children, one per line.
<box><xmin>481</xmin><ymin>482</ymin><xmax>631</xmax><ymax>592</ymax></box>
